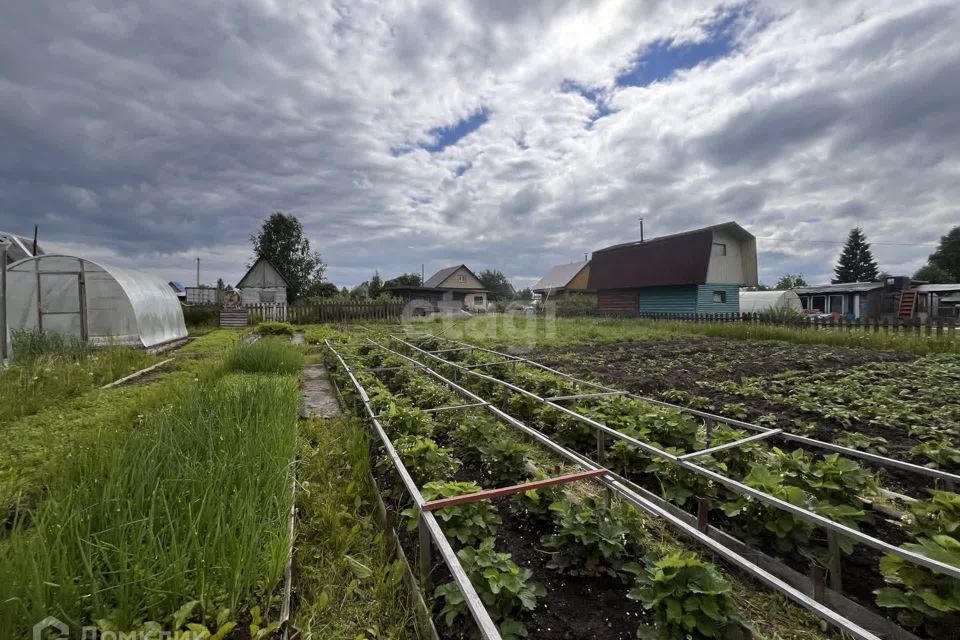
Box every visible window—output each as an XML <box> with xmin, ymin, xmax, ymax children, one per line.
<box><xmin>474</xmin><ymin>295</ymin><xmax>484</xmax><ymax>305</ymax></box>
<box><xmin>712</xmin><ymin>290</ymin><xmax>726</xmax><ymax>303</ymax></box>
<box><xmin>712</xmin><ymin>242</ymin><xmax>727</xmax><ymax>256</ymax></box>
<box><xmin>811</xmin><ymin>295</ymin><xmax>826</xmax><ymax>313</ymax></box>
<box><xmin>458</xmin><ymin>274</ymin><xmax>465</xmax><ymax>283</ymax></box>
<box><xmin>829</xmin><ymin>296</ymin><xmax>842</xmax><ymax>314</ymax></box>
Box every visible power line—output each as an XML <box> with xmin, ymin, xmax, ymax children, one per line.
<box><xmin>754</xmin><ymin>236</ymin><xmax>934</xmax><ymax>247</ymax></box>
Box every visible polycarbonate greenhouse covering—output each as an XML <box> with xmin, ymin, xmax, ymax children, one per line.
<box><xmin>5</xmin><ymin>255</ymin><xmax>187</xmax><ymax>348</ymax></box>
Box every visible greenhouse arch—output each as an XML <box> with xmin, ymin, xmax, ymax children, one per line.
<box><xmin>5</xmin><ymin>255</ymin><xmax>187</xmax><ymax>348</ymax></box>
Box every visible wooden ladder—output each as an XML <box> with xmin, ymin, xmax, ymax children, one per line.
<box><xmin>898</xmin><ymin>290</ymin><xmax>918</xmax><ymax>319</ymax></box>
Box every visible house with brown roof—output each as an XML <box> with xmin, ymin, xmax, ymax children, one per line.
<box><xmin>532</xmin><ymin>260</ymin><xmax>592</xmax><ymax>301</ymax></box>
<box><xmin>384</xmin><ymin>264</ymin><xmax>488</xmax><ymax>312</ymax></box>
<box><xmin>588</xmin><ymin>222</ymin><xmax>758</xmax><ymax>316</ymax></box>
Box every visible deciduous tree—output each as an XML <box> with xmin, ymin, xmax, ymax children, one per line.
<box><xmin>477</xmin><ymin>269</ymin><xmax>515</xmax><ymax>301</ymax></box>
<box><xmin>250</xmin><ymin>212</ymin><xmax>326</xmax><ymax>302</ymax></box>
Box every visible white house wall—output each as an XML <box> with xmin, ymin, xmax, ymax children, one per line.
<box><xmin>706</xmin><ymin>229</ymin><xmax>744</xmax><ymax>284</ymax></box>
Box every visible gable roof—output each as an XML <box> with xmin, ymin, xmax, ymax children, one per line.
<box><xmin>237</xmin><ymin>257</ymin><xmax>288</xmax><ymax>288</ymax></box>
<box><xmin>588</xmin><ymin>221</ymin><xmax>753</xmax><ymax>290</ymax></box>
<box><xmin>532</xmin><ymin>260</ymin><xmax>590</xmax><ymax>292</ymax></box>
<box><xmin>1</xmin><ymin>231</ymin><xmax>43</xmax><ymax>264</ymax></box>
<box><xmin>423</xmin><ymin>264</ymin><xmax>484</xmax><ymax>289</ymax></box>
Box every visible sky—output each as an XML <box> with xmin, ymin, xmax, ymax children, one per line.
<box><xmin>2</xmin><ymin>0</ymin><xmax>959</xmax><ymax>290</ymax></box>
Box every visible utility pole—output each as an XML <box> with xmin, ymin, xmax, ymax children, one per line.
<box><xmin>639</xmin><ymin>217</ymin><xmax>645</xmax><ymax>242</ymax></box>
<box><xmin>421</xmin><ymin>263</ymin><xmax>424</xmax><ymax>285</ymax></box>
<box><xmin>196</xmin><ymin>257</ymin><xmax>200</xmax><ymax>287</ymax></box>
<box><xmin>1</xmin><ymin>240</ymin><xmax>8</xmax><ymax>362</ymax></box>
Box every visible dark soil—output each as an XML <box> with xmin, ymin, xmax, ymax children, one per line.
<box><xmin>524</xmin><ymin>338</ymin><xmax>937</xmax><ymax>496</ymax></box>
<box><xmin>526</xmin><ymin>337</ymin><xmax>914</xmax><ymax>398</ymax></box>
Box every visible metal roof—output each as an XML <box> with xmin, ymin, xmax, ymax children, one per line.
<box><xmin>588</xmin><ymin>221</ymin><xmax>755</xmax><ymax>290</ymax></box>
<box><xmin>916</xmin><ymin>283</ymin><xmax>960</xmax><ymax>293</ymax></box>
<box><xmin>794</xmin><ymin>282</ymin><xmax>885</xmax><ymax>295</ymax></box>
<box><xmin>422</xmin><ymin>264</ymin><xmax>485</xmax><ymax>289</ymax></box>
<box><xmin>532</xmin><ymin>260</ymin><xmax>589</xmax><ymax>292</ymax></box>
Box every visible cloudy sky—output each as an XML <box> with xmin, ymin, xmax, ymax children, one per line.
<box><xmin>2</xmin><ymin>0</ymin><xmax>959</xmax><ymax>289</ymax></box>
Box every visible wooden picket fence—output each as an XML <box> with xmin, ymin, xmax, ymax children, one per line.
<box><xmin>244</xmin><ymin>301</ymin><xmax>405</xmax><ymax>324</ymax></box>
<box><xmin>636</xmin><ymin>311</ymin><xmax>959</xmax><ymax>338</ymax></box>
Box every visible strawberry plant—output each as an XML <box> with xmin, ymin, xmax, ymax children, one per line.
<box><xmin>378</xmin><ymin>403</ymin><xmax>435</xmax><ymax>438</ymax></box>
<box><xmin>402</xmin><ymin>481</ymin><xmax>501</xmax><ymax>546</ymax></box>
<box><xmin>911</xmin><ymin>439</ymin><xmax>960</xmax><ymax>471</ymax></box>
<box><xmin>875</xmin><ymin>535</ymin><xmax>960</xmax><ymax>637</ymax></box>
<box><xmin>626</xmin><ymin>551</ymin><xmax>751</xmax><ymax>640</ymax></box>
<box><xmin>835</xmin><ymin>432</ymin><xmax>889</xmax><ymax>455</ymax></box>
<box><xmin>387</xmin><ymin>435</ymin><xmax>461</xmax><ymax>488</ymax></box>
<box><xmin>449</xmin><ymin>418</ymin><xmax>502</xmax><ymax>465</ymax></box>
<box><xmin>435</xmin><ymin>538</ymin><xmax>545</xmax><ymax>640</ymax></box>
<box><xmin>542</xmin><ymin>496</ymin><xmax>632</xmax><ymax>577</ymax></box>
<box><xmin>479</xmin><ymin>437</ymin><xmax>531</xmax><ymax>487</ymax></box>
<box><xmin>771</xmin><ymin>449</ymin><xmax>877</xmax><ymax>505</ymax></box>
<box><xmin>906</xmin><ymin>490</ymin><xmax>960</xmax><ymax>538</ymax></box>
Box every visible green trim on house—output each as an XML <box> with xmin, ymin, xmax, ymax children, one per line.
<box><xmin>695</xmin><ymin>283</ymin><xmax>740</xmax><ymax>314</ymax></box>
<box><xmin>638</xmin><ymin>286</ymin><xmax>698</xmax><ymax>314</ymax></box>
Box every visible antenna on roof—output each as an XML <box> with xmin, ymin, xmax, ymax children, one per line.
<box><xmin>584</xmin><ymin>253</ymin><xmax>588</xmax><ymax>261</ymax></box>
<box><xmin>32</xmin><ymin>225</ymin><xmax>38</xmax><ymax>256</ymax></box>
<box><xmin>639</xmin><ymin>217</ymin><xmax>644</xmax><ymax>242</ymax></box>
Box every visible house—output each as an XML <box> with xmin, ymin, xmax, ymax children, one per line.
<box><xmin>237</xmin><ymin>257</ymin><xmax>288</xmax><ymax>304</ymax></box>
<box><xmin>532</xmin><ymin>260</ymin><xmax>592</xmax><ymax>301</ymax></box>
<box><xmin>1</xmin><ymin>231</ymin><xmax>43</xmax><ymax>265</ymax></box>
<box><xmin>795</xmin><ymin>277</ymin><xmax>960</xmax><ymax>320</ymax></box>
<box><xmin>168</xmin><ymin>281</ymin><xmax>187</xmax><ymax>301</ymax></box>
<box><xmin>384</xmin><ymin>264</ymin><xmax>488</xmax><ymax>312</ymax></box>
<box><xmin>588</xmin><ymin>221</ymin><xmax>758</xmax><ymax>316</ymax></box>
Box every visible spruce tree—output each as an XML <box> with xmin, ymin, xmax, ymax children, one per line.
<box><xmin>833</xmin><ymin>227</ymin><xmax>879</xmax><ymax>283</ymax></box>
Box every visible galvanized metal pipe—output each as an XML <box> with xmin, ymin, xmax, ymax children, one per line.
<box><xmin>678</xmin><ymin>429</ymin><xmax>783</xmax><ymax>460</ymax></box>
<box><xmin>368</xmin><ymin>338</ymin><xmax>881</xmax><ymax>640</ymax></box>
<box><xmin>324</xmin><ymin>340</ymin><xmax>502</xmax><ymax>640</ymax></box>
<box><xmin>415</xmin><ymin>335</ymin><xmax>960</xmax><ymax>486</ymax></box>
<box><xmin>393</xmin><ymin>336</ymin><xmax>960</xmax><ymax>582</ymax></box>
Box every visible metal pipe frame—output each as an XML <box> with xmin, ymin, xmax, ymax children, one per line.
<box><xmin>422</xmin><ymin>401</ymin><xmax>491</xmax><ymax>414</ymax></box>
<box><xmin>392</xmin><ymin>335</ymin><xmax>960</xmax><ymax>582</ymax></box>
<box><xmin>362</xmin><ymin>337</ymin><xmax>881</xmax><ymax>640</ymax></box>
<box><xmin>545</xmin><ymin>391</ymin><xmax>628</xmax><ymax>402</ymax></box>
<box><xmin>324</xmin><ymin>340</ymin><xmax>502</xmax><ymax>640</ymax></box>
<box><xmin>678</xmin><ymin>429</ymin><xmax>784</xmax><ymax>460</ymax></box>
<box><xmin>421</xmin><ymin>469</ymin><xmax>608</xmax><ymax>512</ymax></box>
<box><xmin>408</xmin><ymin>334</ymin><xmax>960</xmax><ymax>487</ymax></box>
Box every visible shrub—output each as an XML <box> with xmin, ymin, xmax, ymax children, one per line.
<box><xmin>224</xmin><ymin>340</ymin><xmax>304</xmax><ymax>375</ymax></box>
<box><xmin>254</xmin><ymin>321</ymin><xmax>295</xmax><ymax>336</ymax></box>
<box><xmin>627</xmin><ymin>551</ymin><xmax>750</xmax><ymax>640</ymax></box>
<box><xmin>403</xmin><ymin>481</ymin><xmax>500</xmax><ymax>546</ymax></box>
<box><xmin>435</xmin><ymin>539</ymin><xmax>545</xmax><ymax>640</ymax></box>
<box><xmin>542</xmin><ymin>496</ymin><xmax>631</xmax><ymax>577</ymax></box>
<box><xmin>181</xmin><ymin>304</ymin><xmax>221</xmax><ymax>329</ymax></box>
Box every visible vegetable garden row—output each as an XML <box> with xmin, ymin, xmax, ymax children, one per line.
<box><xmin>324</xmin><ymin>335</ymin><xmax>887</xmax><ymax>640</ymax></box>
<box><xmin>371</xmin><ymin>330</ymin><xmax>960</xmax><ymax>640</ymax></box>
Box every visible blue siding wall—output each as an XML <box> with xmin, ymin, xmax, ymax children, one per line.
<box><xmin>638</xmin><ymin>286</ymin><xmax>698</xmax><ymax>314</ymax></box>
<box><xmin>696</xmin><ymin>284</ymin><xmax>740</xmax><ymax>314</ymax></box>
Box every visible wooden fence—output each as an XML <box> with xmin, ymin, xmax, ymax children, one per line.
<box><xmin>244</xmin><ymin>301</ymin><xmax>405</xmax><ymax>324</ymax></box>
<box><xmin>634</xmin><ymin>311</ymin><xmax>958</xmax><ymax>338</ymax></box>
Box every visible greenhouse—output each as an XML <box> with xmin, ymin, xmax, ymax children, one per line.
<box><xmin>4</xmin><ymin>254</ymin><xmax>187</xmax><ymax>349</ymax></box>
<box><xmin>738</xmin><ymin>289</ymin><xmax>803</xmax><ymax>314</ymax></box>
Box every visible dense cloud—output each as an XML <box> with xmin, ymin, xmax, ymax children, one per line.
<box><xmin>2</xmin><ymin>0</ymin><xmax>958</xmax><ymax>288</ymax></box>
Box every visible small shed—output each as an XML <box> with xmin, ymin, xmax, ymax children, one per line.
<box><xmin>5</xmin><ymin>255</ymin><xmax>187</xmax><ymax>348</ymax></box>
<box><xmin>739</xmin><ymin>290</ymin><xmax>803</xmax><ymax>314</ymax></box>
<box><xmin>237</xmin><ymin>258</ymin><xmax>288</xmax><ymax>304</ymax></box>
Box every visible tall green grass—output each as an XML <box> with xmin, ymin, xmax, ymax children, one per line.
<box><xmin>0</xmin><ymin>345</ymin><xmax>156</xmax><ymax>426</ymax></box>
<box><xmin>225</xmin><ymin>339</ymin><xmax>304</xmax><ymax>375</ymax></box>
<box><xmin>10</xmin><ymin>329</ymin><xmax>89</xmax><ymax>363</ymax></box>
<box><xmin>0</xmin><ymin>373</ymin><xmax>299</xmax><ymax>636</ymax></box>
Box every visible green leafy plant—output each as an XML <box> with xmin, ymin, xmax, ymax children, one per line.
<box><xmin>479</xmin><ymin>437</ymin><xmax>531</xmax><ymax>487</ymax></box>
<box><xmin>378</xmin><ymin>403</ymin><xmax>435</xmax><ymax>438</ymax></box>
<box><xmin>626</xmin><ymin>551</ymin><xmax>751</xmax><ymax>640</ymax></box>
<box><xmin>449</xmin><ymin>418</ymin><xmax>501</xmax><ymax>465</ymax></box>
<box><xmin>912</xmin><ymin>440</ymin><xmax>960</xmax><ymax>471</ymax></box>
<box><xmin>875</xmin><ymin>535</ymin><xmax>960</xmax><ymax>637</ymax></box>
<box><xmin>835</xmin><ymin>432</ymin><xmax>889</xmax><ymax>455</ymax></box>
<box><xmin>403</xmin><ymin>481</ymin><xmax>501</xmax><ymax>546</ymax></box>
<box><xmin>435</xmin><ymin>539</ymin><xmax>545</xmax><ymax>640</ymax></box>
<box><xmin>906</xmin><ymin>490</ymin><xmax>960</xmax><ymax>538</ymax></box>
<box><xmin>542</xmin><ymin>496</ymin><xmax>632</xmax><ymax>577</ymax></box>
<box><xmin>253</xmin><ymin>321</ymin><xmax>295</xmax><ymax>336</ymax></box>
<box><xmin>386</xmin><ymin>435</ymin><xmax>461</xmax><ymax>489</ymax></box>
